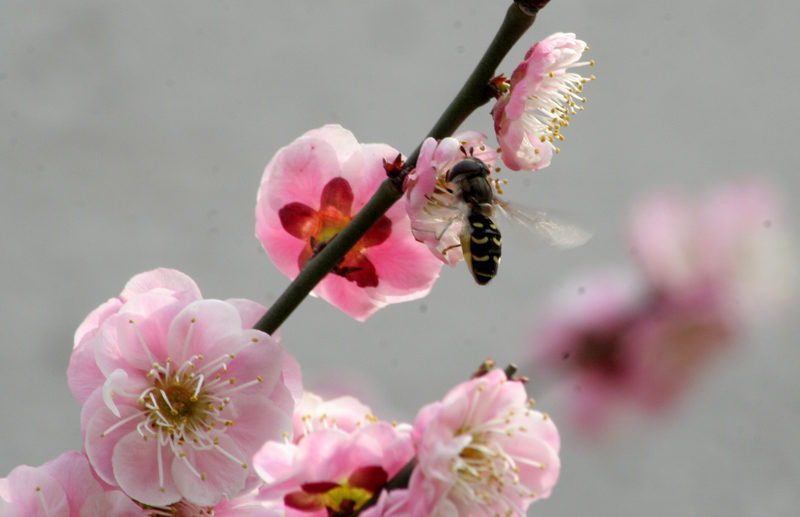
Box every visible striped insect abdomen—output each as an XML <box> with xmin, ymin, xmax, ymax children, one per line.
<box><xmin>460</xmin><ymin>211</ymin><xmax>502</xmax><ymax>285</ymax></box>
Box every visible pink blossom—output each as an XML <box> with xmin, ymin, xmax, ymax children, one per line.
<box><xmin>256</xmin><ymin>124</ymin><xmax>443</xmax><ymax>321</ymax></box>
<box><xmin>629</xmin><ymin>180</ymin><xmax>797</xmax><ymax>322</ymax></box>
<box><xmin>492</xmin><ymin>33</ymin><xmax>593</xmax><ymax>171</ymax></box>
<box><xmin>408</xmin><ymin>369</ymin><xmax>560</xmax><ymax>516</ymax></box>
<box><xmin>291</xmin><ymin>391</ymin><xmax>376</xmax><ymax>440</ymax></box>
<box><xmin>0</xmin><ymin>451</ymin><xmax>147</xmax><ymax>516</ymax></box>
<box><xmin>533</xmin><ymin>271</ymin><xmax>735</xmax><ymax>430</ymax></box>
<box><xmin>532</xmin><ymin>177</ymin><xmax>798</xmax><ymax>432</ymax></box>
<box><xmin>67</xmin><ymin>269</ymin><xmax>297</xmax><ymax>507</ymax></box>
<box><xmin>404</xmin><ymin>131</ymin><xmax>498</xmax><ymax>266</ymax></box>
<box><xmin>253</xmin><ymin>393</ymin><xmax>414</xmax><ymax>517</ymax></box>
<box><xmin>535</xmin><ymin>271</ymin><xmax>649</xmax><ymax>420</ymax></box>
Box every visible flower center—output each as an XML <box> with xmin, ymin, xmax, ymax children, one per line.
<box><xmin>151</xmin><ymin>377</ymin><xmax>207</xmax><ymax>430</ymax></box>
<box><xmin>139</xmin><ymin>356</ymin><xmax>231</xmax><ymax>445</ymax></box>
<box><xmin>101</xmin><ymin>318</ymin><xmax>267</xmax><ymax>491</ymax></box>
<box><xmin>448</xmin><ymin>399</ymin><xmax>548</xmax><ymax>513</ymax></box>
<box><xmin>285</xmin><ymin>466</ymin><xmax>387</xmax><ymax>516</ymax></box>
<box><xmin>278</xmin><ymin>177</ymin><xmax>392</xmax><ymax>287</ymax></box>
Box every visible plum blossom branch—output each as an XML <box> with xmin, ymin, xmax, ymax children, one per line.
<box><xmin>253</xmin><ymin>2</ymin><xmax>543</xmax><ymax>335</ymax></box>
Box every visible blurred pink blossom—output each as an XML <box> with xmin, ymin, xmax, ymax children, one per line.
<box><xmin>0</xmin><ymin>451</ymin><xmax>146</xmax><ymax>516</ymax></box>
<box><xmin>630</xmin><ymin>180</ymin><xmax>796</xmax><ymax>322</ymax></box>
<box><xmin>256</xmin><ymin>124</ymin><xmax>443</xmax><ymax>321</ymax></box>
<box><xmin>407</xmin><ymin>369</ymin><xmax>560</xmax><ymax>516</ymax></box>
<box><xmin>404</xmin><ymin>132</ymin><xmax>497</xmax><ymax>266</ymax></box>
<box><xmin>492</xmin><ymin>32</ymin><xmax>593</xmax><ymax>171</ymax></box>
<box><xmin>533</xmin><ymin>180</ymin><xmax>796</xmax><ymax>432</ymax></box>
<box><xmin>67</xmin><ymin>269</ymin><xmax>298</xmax><ymax>507</ymax></box>
<box><xmin>535</xmin><ymin>271</ymin><xmax>735</xmax><ymax>431</ymax></box>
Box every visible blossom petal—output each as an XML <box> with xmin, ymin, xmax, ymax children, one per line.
<box><xmin>165</xmin><ymin>299</ymin><xmax>243</xmax><ymax>363</ymax></box>
<box><xmin>84</xmin><ymin>403</ymin><xmax>142</xmax><ymax>487</ymax></box>
<box><xmin>279</xmin><ymin>202</ymin><xmax>320</xmax><ymax>240</ymax></box>
<box><xmin>170</xmin><ymin>434</ymin><xmax>249</xmax><ymax>506</ymax></box>
<box><xmin>113</xmin><ymin>431</ymin><xmax>181</xmax><ymax>506</ymax></box>
<box><xmin>120</xmin><ymin>268</ymin><xmax>202</xmax><ymax>302</ymax></box>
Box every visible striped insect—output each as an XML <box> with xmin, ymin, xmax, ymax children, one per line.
<box><xmin>445</xmin><ymin>157</ymin><xmax>504</xmax><ymax>285</ymax></box>
<box><xmin>419</xmin><ymin>154</ymin><xmax>591</xmax><ymax>285</ymax></box>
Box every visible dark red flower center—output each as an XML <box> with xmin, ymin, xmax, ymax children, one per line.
<box><xmin>284</xmin><ymin>466</ymin><xmax>388</xmax><ymax>516</ymax></box>
<box><xmin>278</xmin><ymin>177</ymin><xmax>391</xmax><ymax>288</ymax></box>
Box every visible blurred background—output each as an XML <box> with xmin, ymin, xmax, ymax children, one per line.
<box><xmin>1</xmin><ymin>1</ymin><xmax>798</xmax><ymax>515</ymax></box>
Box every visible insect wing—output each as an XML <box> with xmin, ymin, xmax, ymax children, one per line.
<box><xmin>494</xmin><ymin>199</ymin><xmax>592</xmax><ymax>249</ymax></box>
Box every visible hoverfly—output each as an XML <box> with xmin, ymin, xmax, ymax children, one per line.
<box><xmin>415</xmin><ymin>152</ymin><xmax>591</xmax><ymax>285</ymax></box>
<box><xmin>445</xmin><ymin>157</ymin><xmax>503</xmax><ymax>285</ymax></box>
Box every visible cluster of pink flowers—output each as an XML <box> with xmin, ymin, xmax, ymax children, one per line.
<box><xmin>2</xmin><ymin>267</ymin><xmax>560</xmax><ymax>516</ymax></box>
<box><xmin>3</xmin><ymin>31</ymin><xmax>592</xmax><ymax>515</ymax></box>
<box><xmin>253</xmin><ymin>369</ymin><xmax>559</xmax><ymax>517</ymax></box>
<box><xmin>531</xmin><ymin>181</ymin><xmax>796</xmax><ymax>431</ymax></box>
<box><xmin>4</xmin><ymin>17</ymin><xmax>796</xmax><ymax>516</ymax></box>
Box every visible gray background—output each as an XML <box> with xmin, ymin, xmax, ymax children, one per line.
<box><xmin>2</xmin><ymin>1</ymin><xmax>799</xmax><ymax>515</ymax></box>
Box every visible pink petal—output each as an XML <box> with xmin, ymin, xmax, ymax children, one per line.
<box><xmin>313</xmin><ymin>276</ymin><xmax>385</xmax><ymax>322</ymax></box>
<box><xmin>220</xmin><ymin>394</ymin><xmax>292</xmax><ymax>459</ymax></box>
<box><xmin>74</xmin><ymin>298</ymin><xmax>123</xmax><ymax>349</ymax></box>
<box><xmin>225</xmin><ymin>298</ymin><xmax>270</xmax><ymax>331</ymax></box>
<box><xmin>114</xmin><ymin>291</ymin><xmax>188</xmax><ymax>370</ymax></box>
<box><xmin>170</xmin><ymin>434</ymin><xmax>249</xmax><ymax>506</ymax></box>
<box><xmin>81</xmin><ymin>491</ymin><xmax>149</xmax><ymax>516</ymax></box>
<box><xmin>112</xmin><ymin>430</ymin><xmax>181</xmax><ymax>506</ymax></box>
<box><xmin>253</xmin><ymin>441</ymin><xmax>297</xmax><ymax>484</ymax></box>
<box><xmin>279</xmin><ymin>346</ymin><xmax>304</xmax><ymax>403</ymax></box>
<box><xmin>362</xmin><ymin>224</ymin><xmax>442</xmax><ymax>301</ymax></box>
<box><xmin>256</xmin><ymin>210</ymin><xmax>308</xmax><ymax>278</ymax></box>
<box><xmin>165</xmin><ymin>299</ymin><xmax>243</xmax><ymax>363</ymax></box>
<box><xmin>84</xmin><ymin>403</ymin><xmax>142</xmax><ymax>487</ymax></box>
<box><xmin>261</xmin><ymin>133</ymin><xmax>345</xmax><ymax>213</ymax></box>
<box><xmin>39</xmin><ymin>452</ymin><xmax>104</xmax><ymax>512</ymax></box>
<box><xmin>3</xmin><ymin>465</ymin><xmax>69</xmax><ymax>516</ymax></box>
<box><xmin>224</xmin><ymin>331</ymin><xmax>285</xmax><ymax>394</ymax></box>
<box><xmin>120</xmin><ymin>268</ymin><xmax>202</xmax><ymax>302</ymax></box>
<box><xmin>67</xmin><ymin>337</ymin><xmax>106</xmax><ymax>405</ymax></box>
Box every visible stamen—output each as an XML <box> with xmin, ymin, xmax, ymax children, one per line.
<box><xmin>181</xmin><ymin>317</ymin><xmax>196</xmax><ymax>364</ymax></box>
<box><xmin>100</xmin><ymin>411</ymin><xmax>142</xmax><ymax>437</ymax></box>
<box><xmin>35</xmin><ymin>486</ymin><xmax>52</xmax><ymax>517</ymax></box>
<box><xmin>129</xmin><ymin>319</ymin><xmax>157</xmax><ymax>365</ymax></box>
